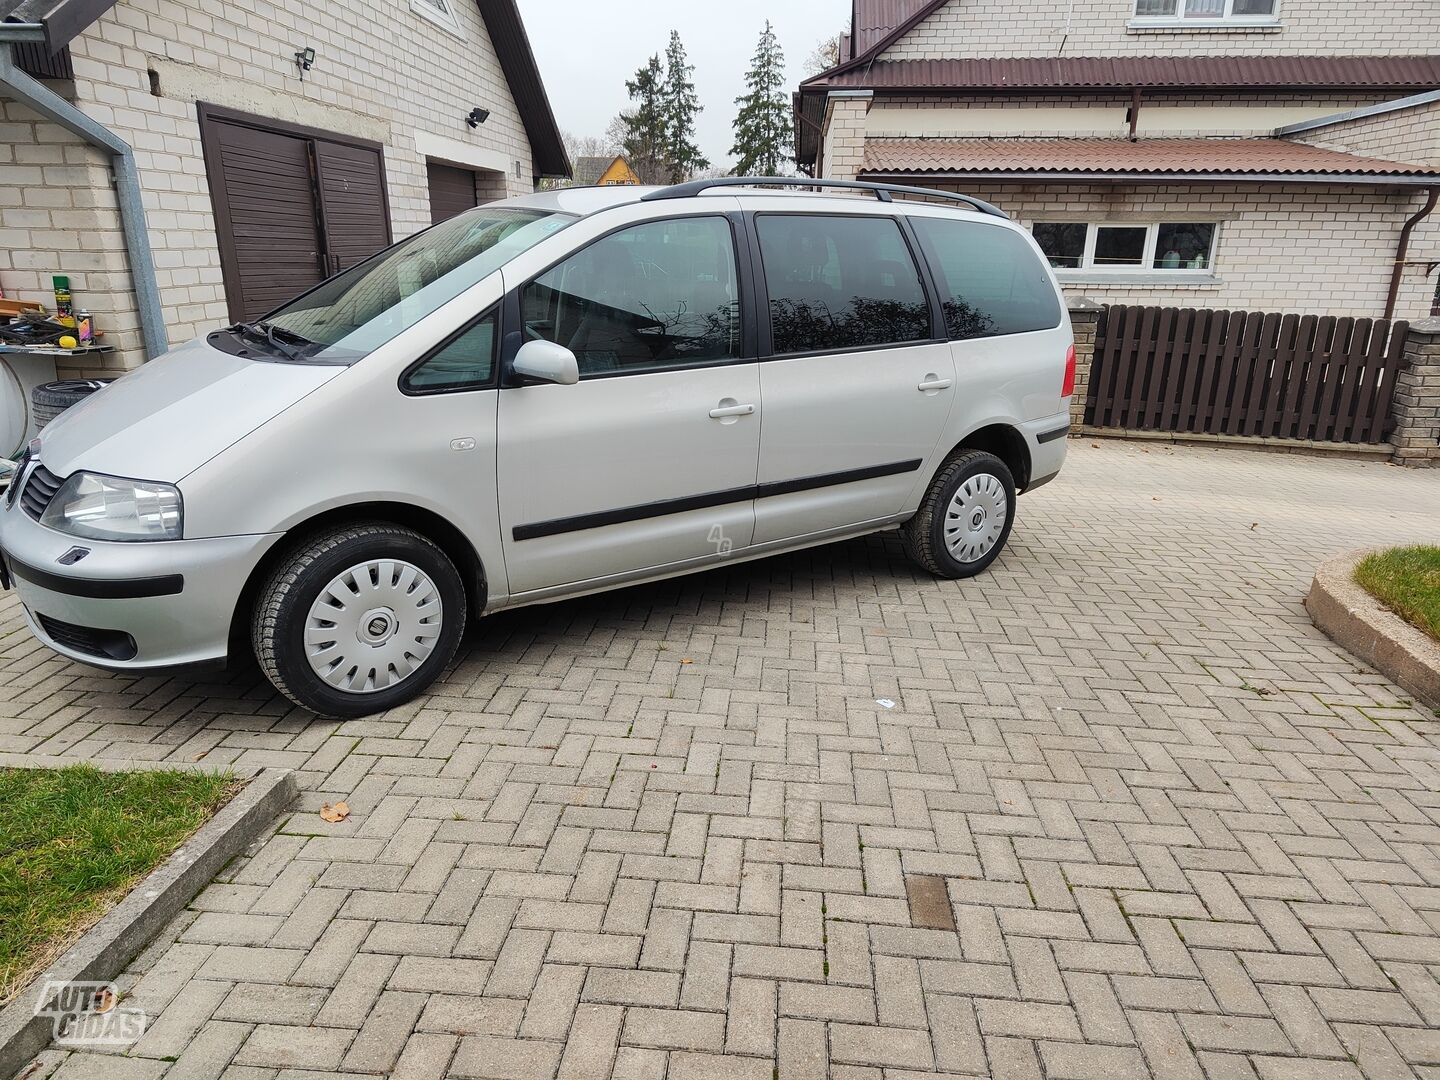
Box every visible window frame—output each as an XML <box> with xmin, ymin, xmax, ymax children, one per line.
<box><xmin>400</xmin><ymin>306</ymin><xmax>501</xmax><ymax>396</ymax></box>
<box><xmin>1130</xmin><ymin>0</ymin><xmax>1280</xmax><ymax>28</ymax></box>
<box><xmin>410</xmin><ymin>0</ymin><xmax>466</xmax><ymax>39</ymax></box>
<box><xmin>749</xmin><ymin>210</ymin><xmax>944</xmax><ymax>361</ymax></box>
<box><xmin>500</xmin><ymin>211</ymin><xmax>757</xmax><ymax>385</ymax></box>
<box><xmin>1030</xmin><ymin>220</ymin><xmax>1220</xmax><ymax>280</ymax></box>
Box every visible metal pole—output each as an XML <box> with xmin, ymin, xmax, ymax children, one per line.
<box><xmin>0</xmin><ymin>48</ymin><xmax>169</xmax><ymax>360</ymax></box>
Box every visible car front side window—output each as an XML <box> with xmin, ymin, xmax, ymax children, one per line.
<box><xmin>520</xmin><ymin>216</ymin><xmax>742</xmax><ymax>378</ymax></box>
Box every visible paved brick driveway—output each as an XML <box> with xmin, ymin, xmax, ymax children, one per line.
<box><xmin>4</xmin><ymin>440</ymin><xmax>1440</xmax><ymax>1080</ymax></box>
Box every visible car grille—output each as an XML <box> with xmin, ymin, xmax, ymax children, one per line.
<box><xmin>20</xmin><ymin>464</ymin><xmax>64</xmax><ymax>521</ymax></box>
<box><xmin>35</xmin><ymin>613</ymin><xmax>138</xmax><ymax>662</ymax></box>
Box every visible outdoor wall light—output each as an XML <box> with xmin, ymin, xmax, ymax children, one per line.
<box><xmin>294</xmin><ymin>46</ymin><xmax>316</xmax><ymax>80</ymax></box>
<box><xmin>467</xmin><ymin>108</ymin><xmax>490</xmax><ymax>129</ymax></box>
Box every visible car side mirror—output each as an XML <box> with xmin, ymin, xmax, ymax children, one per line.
<box><xmin>512</xmin><ymin>340</ymin><xmax>579</xmax><ymax>386</ymax></box>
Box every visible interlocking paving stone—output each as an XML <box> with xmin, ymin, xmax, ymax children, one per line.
<box><xmin>10</xmin><ymin>441</ymin><xmax>1440</xmax><ymax>1079</ymax></box>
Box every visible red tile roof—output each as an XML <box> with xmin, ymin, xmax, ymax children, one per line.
<box><xmin>811</xmin><ymin>55</ymin><xmax>1440</xmax><ymax>92</ymax></box>
<box><xmin>859</xmin><ymin>138</ymin><xmax>1440</xmax><ymax>180</ymax></box>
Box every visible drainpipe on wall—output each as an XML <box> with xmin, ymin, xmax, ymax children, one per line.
<box><xmin>1386</xmin><ymin>186</ymin><xmax>1440</xmax><ymax>321</ymax></box>
<box><xmin>0</xmin><ymin>46</ymin><xmax>169</xmax><ymax>361</ymax></box>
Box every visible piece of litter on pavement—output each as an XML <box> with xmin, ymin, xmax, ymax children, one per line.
<box><xmin>876</xmin><ymin>699</ymin><xmax>895</xmax><ymax>709</ymax></box>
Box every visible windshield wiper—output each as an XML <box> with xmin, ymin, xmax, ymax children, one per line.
<box><xmin>229</xmin><ymin>321</ymin><xmax>312</xmax><ymax>363</ymax></box>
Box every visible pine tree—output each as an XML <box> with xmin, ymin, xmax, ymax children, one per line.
<box><xmin>731</xmin><ymin>21</ymin><xmax>792</xmax><ymax>177</ymax></box>
<box><xmin>661</xmin><ymin>30</ymin><xmax>708</xmax><ymax>183</ymax></box>
<box><xmin>621</xmin><ymin>55</ymin><xmax>667</xmax><ymax>185</ymax></box>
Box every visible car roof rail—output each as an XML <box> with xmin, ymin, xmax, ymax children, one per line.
<box><xmin>639</xmin><ymin>176</ymin><xmax>1008</xmax><ymax>218</ymax></box>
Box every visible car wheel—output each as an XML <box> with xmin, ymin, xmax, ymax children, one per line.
<box><xmin>252</xmin><ymin>523</ymin><xmax>467</xmax><ymax>718</ymax></box>
<box><xmin>901</xmin><ymin>450</ymin><xmax>1016</xmax><ymax>580</ymax></box>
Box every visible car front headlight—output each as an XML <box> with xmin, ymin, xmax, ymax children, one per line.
<box><xmin>39</xmin><ymin>472</ymin><xmax>183</xmax><ymax>542</ymax></box>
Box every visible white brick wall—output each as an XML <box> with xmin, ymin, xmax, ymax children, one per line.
<box><xmin>821</xmin><ymin>96</ymin><xmax>872</xmax><ymax>181</ymax></box>
<box><xmin>0</xmin><ymin>0</ymin><xmax>538</xmax><ymax>376</ymax></box>
<box><xmin>866</xmin><ymin>91</ymin><xmax>1393</xmax><ymax>138</ymax></box>
<box><xmin>1287</xmin><ymin>96</ymin><xmax>1440</xmax><ymax>166</ymax></box>
<box><xmin>883</xmin><ymin>0</ymin><xmax>1440</xmax><ymax>58</ymax></box>
<box><xmin>813</xmin><ymin>0</ymin><xmax>1440</xmax><ymax>325</ymax></box>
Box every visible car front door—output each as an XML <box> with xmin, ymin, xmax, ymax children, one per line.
<box><xmin>750</xmin><ymin>210</ymin><xmax>955</xmax><ymax>545</ymax></box>
<box><xmin>496</xmin><ymin>211</ymin><xmax>760</xmax><ymax>596</ymax></box>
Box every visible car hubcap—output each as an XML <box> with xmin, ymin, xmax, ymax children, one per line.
<box><xmin>304</xmin><ymin>560</ymin><xmax>443</xmax><ymax>694</ymax></box>
<box><xmin>944</xmin><ymin>473</ymin><xmax>1008</xmax><ymax>564</ymax></box>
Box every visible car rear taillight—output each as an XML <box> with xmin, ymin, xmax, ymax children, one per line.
<box><xmin>1061</xmin><ymin>344</ymin><xmax>1077</xmax><ymax>398</ymax></box>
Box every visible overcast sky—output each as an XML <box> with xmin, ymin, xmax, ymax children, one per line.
<box><xmin>519</xmin><ymin>0</ymin><xmax>851</xmax><ymax>170</ymax></box>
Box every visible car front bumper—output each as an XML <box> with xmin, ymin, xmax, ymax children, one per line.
<box><xmin>0</xmin><ymin>498</ymin><xmax>280</xmax><ymax>671</ymax></box>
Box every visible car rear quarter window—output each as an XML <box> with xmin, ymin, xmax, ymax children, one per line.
<box><xmin>756</xmin><ymin>215</ymin><xmax>931</xmax><ymax>356</ymax></box>
<box><xmin>911</xmin><ymin>217</ymin><xmax>1063</xmax><ymax>340</ymax></box>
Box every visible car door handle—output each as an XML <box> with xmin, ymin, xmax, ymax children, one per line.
<box><xmin>709</xmin><ymin>403</ymin><xmax>756</xmax><ymax>419</ymax></box>
<box><xmin>917</xmin><ymin>376</ymin><xmax>953</xmax><ymax>392</ymax></box>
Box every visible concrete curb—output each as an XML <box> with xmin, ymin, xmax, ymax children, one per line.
<box><xmin>1080</xmin><ymin>426</ymin><xmax>1394</xmax><ymax>461</ymax></box>
<box><xmin>1306</xmin><ymin>550</ymin><xmax>1440</xmax><ymax>714</ymax></box>
<box><xmin>0</xmin><ymin>767</ymin><xmax>297</xmax><ymax>1080</ymax></box>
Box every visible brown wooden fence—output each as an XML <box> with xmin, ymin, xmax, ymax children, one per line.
<box><xmin>1086</xmin><ymin>306</ymin><xmax>1410</xmax><ymax>444</ymax></box>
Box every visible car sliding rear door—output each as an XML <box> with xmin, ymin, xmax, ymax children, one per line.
<box><xmin>749</xmin><ymin>211</ymin><xmax>955</xmax><ymax>546</ymax></box>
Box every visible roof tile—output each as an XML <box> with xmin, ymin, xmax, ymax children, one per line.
<box><xmin>811</xmin><ymin>55</ymin><xmax>1440</xmax><ymax>91</ymax></box>
<box><xmin>860</xmin><ymin>137</ymin><xmax>1440</xmax><ymax>178</ymax></box>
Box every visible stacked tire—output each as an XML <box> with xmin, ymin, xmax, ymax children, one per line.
<box><xmin>32</xmin><ymin>379</ymin><xmax>112</xmax><ymax>430</ymax></box>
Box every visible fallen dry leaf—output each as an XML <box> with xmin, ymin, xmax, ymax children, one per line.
<box><xmin>93</xmin><ymin>988</ymin><xmax>116</xmax><ymax>1014</ymax></box>
<box><xmin>319</xmin><ymin>801</ymin><xmax>351</xmax><ymax>824</ymax></box>
<box><xmin>680</xmin><ymin>658</ymin><xmax>693</xmax><ymax>665</ymax></box>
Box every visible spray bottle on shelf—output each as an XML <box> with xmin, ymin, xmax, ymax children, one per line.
<box><xmin>52</xmin><ymin>275</ymin><xmax>74</xmax><ymax>328</ymax></box>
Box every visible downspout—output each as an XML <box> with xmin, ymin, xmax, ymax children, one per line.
<box><xmin>0</xmin><ymin>46</ymin><xmax>168</xmax><ymax>360</ymax></box>
<box><xmin>1385</xmin><ymin>185</ymin><xmax>1440</xmax><ymax>321</ymax></box>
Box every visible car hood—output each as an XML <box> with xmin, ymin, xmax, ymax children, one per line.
<box><xmin>34</xmin><ymin>337</ymin><xmax>347</xmax><ymax>483</ymax></box>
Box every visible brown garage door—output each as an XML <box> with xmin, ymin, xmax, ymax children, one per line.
<box><xmin>427</xmin><ymin>162</ymin><xmax>480</xmax><ymax>224</ymax></box>
<box><xmin>199</xmin><ymin>104</ymin><xmax>392</xmax><ymax>323</ymax></box>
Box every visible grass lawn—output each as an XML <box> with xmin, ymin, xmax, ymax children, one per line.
<box><xmin>0</xmin><ymin>765</ymin><xmax>237</xmax><ymax>1003</ymax></box>
<box><xmin>1355</xmin><ymin>545</ymin><xmax>1440</xmax><ymax>644</ymax></box>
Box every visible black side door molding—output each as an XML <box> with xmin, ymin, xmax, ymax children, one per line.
<box><xmin>512</xmin><ymin>459</ymin><xmax>923</xmax><ymax>542</ymax></box>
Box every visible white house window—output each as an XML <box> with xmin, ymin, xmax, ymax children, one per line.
<box><xmin>1132</xmin><ymin>0</ymin><xmax>1278</xmax><ymax>25</ymax></box>
<box><xmin>1032</xmin><ymin>222</ymin><xmax>1218</xmax><ymax>276</ymax></box>
<box><xmin>411</xmin><ymin>0</ymin><xmax>465</xmax><ymax>37</ymax></box>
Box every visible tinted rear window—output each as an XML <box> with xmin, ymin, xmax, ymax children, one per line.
<box><xmin>756</xmin><ymin>215</ymin><xmax>931</xmax><ymax>356</ymax></box>
<box><xmin>911</xmin><ymin>217</ymin><xmax>1062</xmax><ymax>340</ymax></box>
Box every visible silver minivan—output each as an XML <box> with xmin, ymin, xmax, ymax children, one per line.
<box><xmin>0</xmin><ymin>178</ymin><xmax>1074</xmax><ymax>718</ymax></box>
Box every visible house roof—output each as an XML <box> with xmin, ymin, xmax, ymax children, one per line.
<box><xmin>810</xmin><ymin>54</ymin><xmax>1440</xmax><ymax>93</ymax></box>
<box><xmin>851</xmin><ymin>0</ymin><xmax>931</xmax><ymax>59</ymax></box>
<box><xmin>571</xmin><ymin>154</ymin><xmax>632</xmax><ymax>186</ymax></box>
<box><xmin>857</xmin><ymin>137</ymin><xmax>1440</xmax><ymax>184</ymax></box>
<box><xmin>796</xmin><ymin>54</ymin><xmax>1440</xmax><ymax>168</ymax></box>
<box><xmin>2</xmin><ymin>0</ymin><xmax>570</xmax><ymax>178</ymax></box>
<box><xmin>473</xmin><ymin>0</ymin><xmax>570</xmax><ymax>178</ymax></box>
<box><xmin>0</xmin><ymin>0</ymin><xmax>118</xmax><ymax>54</ymax></box>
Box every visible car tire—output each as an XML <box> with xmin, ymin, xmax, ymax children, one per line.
<box><xmin>901</xmin><ymin>450</ymin><xmax>1017</xmax><ymax>580</ymax></box>
<box><xmin>32</xmin><ymin>378</ymin><xmax>113</xmax><ymax>430</ymax></box>
<box><xmin>252</xmin><ymin>523</ymin><xmax>467</xmax><ymax>718</ymax></box>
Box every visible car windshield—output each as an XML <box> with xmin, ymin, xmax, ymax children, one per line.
<box><xmin>250</xmin><ymin>207</ymin><xmax>574</xmax><ymax>363</ymax></box>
